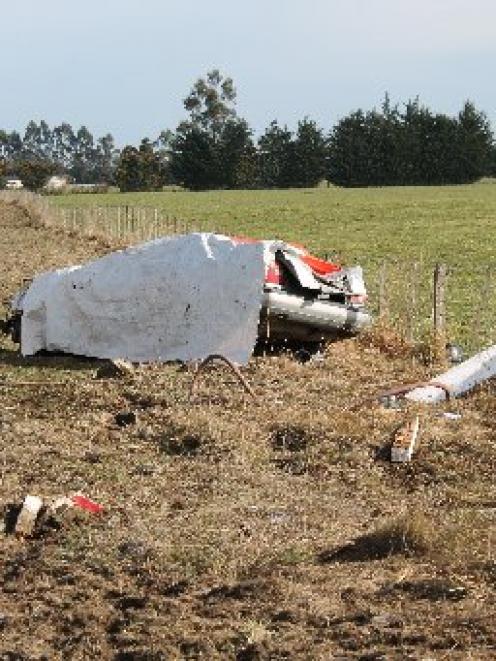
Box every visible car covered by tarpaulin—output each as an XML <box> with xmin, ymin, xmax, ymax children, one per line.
<box><xmin>3</xmin><ymin>233</ymin><xmax>371</xmax><ymax>364</ymax></box>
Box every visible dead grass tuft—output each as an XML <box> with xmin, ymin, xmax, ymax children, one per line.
<box><xmin>359</xmin><ymin>321</ymin><xmax>416</xmax><ymax>359</ymax></box>
<box><xmin>414</xmin><ymin>329</ymin><xmax>451</xmax><ymax>367</ymax></box>
<box><xmin>320</xmin><ymin>511</ymin><xmax>434</xmax><ymax>562</ymax></box>
<box><xmin>369</xmin><ymin>511</ymin><xmax>435</xmax><ymax>556</ymax></box>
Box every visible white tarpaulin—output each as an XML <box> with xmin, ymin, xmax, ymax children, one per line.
<box><xmin>15</xmin><ymin>233</ymin><xmax>270</xmax><ymax>364</ymax></box>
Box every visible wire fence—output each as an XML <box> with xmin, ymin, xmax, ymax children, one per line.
<box><xmin>54</xmin><ymin>204</ymin><xmax>211</xmax><ymax>242</ymax></box>
<box><xmin>0</xmin><ymin>192</ymin><xmax>213</xmax><ymax>242</ymax></box>
<box><xmin>356</xmin><ymin>257</ymin><xmax>496</xmax><ymax>354</ymax></box>
<box><xmin>1</xmin><ymin>191</ymin><xmax>494</xmax><ymax>354</ymax></box>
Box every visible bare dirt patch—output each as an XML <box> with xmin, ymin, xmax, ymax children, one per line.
<box><xmin>1</xmin><ymin>200</ymin><xmax>496</xmax><ymax>659</ymax></box>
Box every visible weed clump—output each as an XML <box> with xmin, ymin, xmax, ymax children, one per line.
<box><xmin>365</xmin><ymin>512</ymin><xmax>434</xmax><ymax>556</ymax></box>
<box><xmin>359</xmin><ymin>321</ymin><xmax>416</xmax><ymax>359</ymax></box>
<box><xmin>320</xmin><ymin>512</ymin><xmax>434</xmax><ymax>563</ymax></box>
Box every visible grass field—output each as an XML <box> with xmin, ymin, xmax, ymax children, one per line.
<box><xmin>52</xmin><ymin>184</ymin><xmax>496</xmax><ymax>351</ymax></box>
<box><xmin>52</xmin><ymin>184</ymin><xmax>496</xmax><ymax>265</ymax></box>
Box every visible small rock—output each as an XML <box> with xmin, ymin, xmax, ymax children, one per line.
<box><xmin>268</xmin><ymin>510</ymin><xmax>290</xmax><ymax>524</ymax></box>
<box><xmin>446</xmin><ymin>342</ymin><xmax>464</xmax><ymax>364</ymax></box>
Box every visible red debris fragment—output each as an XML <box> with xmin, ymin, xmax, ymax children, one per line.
<box><xmin>71</xmin><ymin>495</ymin><xmax>104</xmax><ymax>514</ymax></box>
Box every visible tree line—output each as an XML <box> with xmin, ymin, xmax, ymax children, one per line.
<box><xmin>0</xmin><ymin>122</ymin><xmax>116</xmax><ymax>190</ymax></box>
<box><xmin>329</xmin><ymin>94</ymin><xmax>495</xmax><ymax>186</ymax></box>
<box><xmin>1</xmin><ymin>71</ymin><xmax>495</xmax><ymax>191</ymax></box>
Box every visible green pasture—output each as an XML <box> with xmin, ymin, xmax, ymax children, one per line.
<box><xmin>53</xmin><ymin>184</ymin><xmax>496</xmax><ymax>264</ymax></box>
<box><xmin>52</xmin><ymin>184</ymin><xmax>496</xmax><ymax>351</ymax></box>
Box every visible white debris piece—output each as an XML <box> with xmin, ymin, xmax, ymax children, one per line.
<box><xmin>406</xmin><ymin>344</ymin><xmax>496</xmax><ymax>404</ymax></box>
<box><xmin>14</xmin><ymin>233</ymin><xmax>269</xmax><ymax>365</ymax></box>
<box><xmin>391</xmin><ymin>416</ymin><xmax>420</xmax><ymax>463</ymax></box>
<box><xmin>15</xmin><ymin>495</ymin><xmax>43</xmax><ymax>537</ymax></box>
<box><xmin>440</xmin><ymin>412</ymin><xmax>462</xmax><ymax>421</ymax></box>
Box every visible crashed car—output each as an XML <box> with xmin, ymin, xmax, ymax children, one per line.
<box><xmin>1</xmin><ymin>233</ymin><xmax>371</xmax><ymax>364</ymax></box>
<box><xmin>254</xmin><ymin>240</ymin><xmax>371</xmax><ymax>343</ymax></box>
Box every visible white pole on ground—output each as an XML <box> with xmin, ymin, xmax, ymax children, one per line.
<box><xmin>406</xmin><ymin>344</ymin><xmax>496</xmax><ymax>403</ymax></box>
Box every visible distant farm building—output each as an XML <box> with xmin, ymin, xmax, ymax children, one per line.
<box><xmin>44</xmin><ymin>175</ymin><xmax>69</xmax><ymax>192</ymax></box>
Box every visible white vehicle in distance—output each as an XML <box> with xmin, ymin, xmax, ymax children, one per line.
<box><xmin>5</xmin><ymin>179</ymin><xmax>24</xmax><ymax>190</ymax></box>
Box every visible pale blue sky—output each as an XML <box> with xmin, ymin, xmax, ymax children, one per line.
<box><xmin>2</xmin><ymin>0</ymin><xmax>495</xmax><ymax>144</ymax></box>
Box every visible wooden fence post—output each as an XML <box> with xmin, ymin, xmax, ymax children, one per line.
<box><xmin>433</xmin><ymin>263</ymin><xmax>447</xmax><ymax>335</ymax></box>
<box><xmin>378</xmin><ymin>261</ymin><xmax>389</xmax><ymax>320</ymax></box>
<box><xmin>407</xmin><ymin>261</ymin><xmax>420</xmax><ymax>342</ymax></box>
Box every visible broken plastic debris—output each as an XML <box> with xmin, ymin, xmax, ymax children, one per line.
<box><xmin>15</xmin><ymin>495</ymin><xmax>43</xmax><ymax>537</ymax></box>
<box><xmin>50</xmin><ymin>494</ymin><xmax>104</xmax><ymax>514</ymax></box>
<box><xmin>50</xmin><ymin>496</ymin><xmax>74</xmax><ymax>512</ymax></box>
<box><xmin>406</xmin><ymin>343</ymin><xmax>496</xmax><ymax>403</ymax></box>
<box><xmin>440</xmin><ymin>412</ymin><xmax>462</xmax><ymax>421</ymax></box>
<box><xmin>71</xmin><ymin>495</ymin><xmax>104</xmax><ymax>514</ymax></box>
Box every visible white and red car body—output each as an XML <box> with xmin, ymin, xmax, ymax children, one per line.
<box><xmin>2</xmin><ymin>234</ymin><xmax>372</xmax><ymax>355</ymax></box>
<box><xmin>232</xmin><ymin>237</ymin><xmax>372</xmax><ymax>343</ymax></box>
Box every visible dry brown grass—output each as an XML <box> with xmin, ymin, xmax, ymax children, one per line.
<box><xmin>1</xmin><ymin>200</ymin><xmax>496</xmax><ymax>659</ymax></box>
<box><xmin>359</xmin><ymin>320</ymin><xmax>417</xmax><ymax>360</ymax></box>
